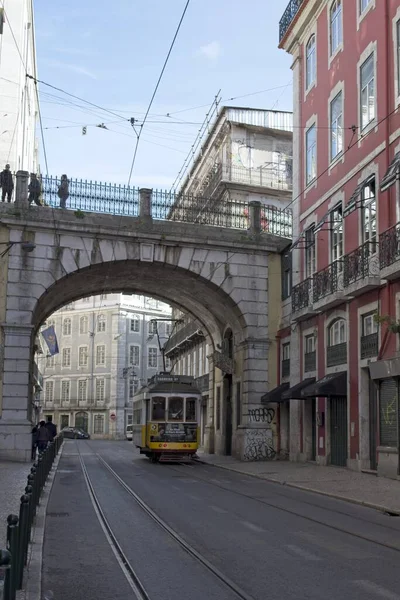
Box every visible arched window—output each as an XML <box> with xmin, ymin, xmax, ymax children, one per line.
<box><xmin>97</xmin><ymin>314</ymin><xmax>106</xmax><ymax>333</ymax></box>
<box><xmin>330</xmin><ymin>0</ymin><xmax>342</xmax><ymax>55</ymax></box>
<box><xmin>306</xmin><ymin>35</ymin><xmax>316</xmax><ymax>89</ymax></box>
<box><xmin>328</xmin><ymin>318</ymin><xmax>346</xmax><ymax>346</ymax></box>
<box><xmin>63</xmin><ymin>318</ymin><xmax>71</xmax><ymax>336</ymax></box>
<box><xmin>80</xmin><ymin>316</ymin><xmax>88</xmax><ymax>334</ymax></box>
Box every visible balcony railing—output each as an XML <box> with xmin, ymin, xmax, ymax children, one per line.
<box><xmin>313</xmin><ymin>261</ymin><xmax>342</xmax><ymax>303</ymax></box>
<box><xmin>343</xmin><ymin>241</ymin><xmax>378</xmax><ymax>287</ymax></box>
<box><xmin>360</xmin><ymin>333</ymin><xmax>378</xmax><ymax>359</ymax></box>
<box><xmin>281</xmin><ymin>358</ymin><xmax>290</xmax><ymax>378</ymax></box>
<box><xmin>304</xmin><ymin>351</ymin><xmax>316</xmax><ymax>372</ymax></box>
<box><xmin>164</xmin><ymin>321</ymin><xmax>205</xmax><ymax>355</ymax></box>
<box><xmin>379</xmin><ymin>222</ymin><xmax>400</xmax><ymax>269</ymax></box>
<box><xmin>292</xmin><ymin>277</ymin><xmax>312</xmax><ymax>312</ymax></box>
<box><xmin>279</xmin><ymin>0</ymin><xmax>306</xmax><ymax>42</ymax></box>
<box><xmin>326</xmin><ymin>343</ymin><xmax>347</xmax><ymax>367</ymax></box>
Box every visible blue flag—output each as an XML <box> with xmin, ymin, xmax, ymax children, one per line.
<box><xmin>41</xmin><ymin>325</ymin><xmax>59</xmax><ymax>356</ymax></box>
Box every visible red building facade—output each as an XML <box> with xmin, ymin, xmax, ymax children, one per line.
<box><xmin>274</xmin><ymin>0</ymin><xmax>400</xmax><ymax>477</ymax></box>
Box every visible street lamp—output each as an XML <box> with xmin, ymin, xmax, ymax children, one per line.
<box><xmin>0</xmin><ymin>240</ymin><xmax>36</xmax><ymax>257</ymax></box>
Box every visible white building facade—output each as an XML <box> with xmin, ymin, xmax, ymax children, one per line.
<box><xmin>37</xmin><ymin>294</ymin><xmax>172</xmax><ymax>438</ymax></box>
<box><xmin>0</xmin><ymin>0</ymin><xmax>38</xmax><ymax>177</ymax></box>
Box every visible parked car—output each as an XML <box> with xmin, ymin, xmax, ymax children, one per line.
<box><xmin>126</xmin><ymin>424</ymin><xmax>133</xmax><ymax>440</ymax></box>
<box><xmin>62</xmin><ymin>427</ymin><xmax>90</xmax><ymax>439</ymax></box>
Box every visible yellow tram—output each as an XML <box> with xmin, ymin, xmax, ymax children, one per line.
<box><xmin>132</xmin><ymin>373</ymin><xmax>201</xmax><ymax>462</ymax></box>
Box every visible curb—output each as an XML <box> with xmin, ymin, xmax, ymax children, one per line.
<box><xmin>197</xmin><ymin>460</ymin><xmax>400</xmax><ymax>517</ymax></box>
<box><xmin>18</xmin><ymin>444</ymin><xmax>64</xmax><ymax>600</ymax></box>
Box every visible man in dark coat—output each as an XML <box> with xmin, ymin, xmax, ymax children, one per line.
<box><xmin>28</xmin><ymin>173</ymin><xmax>42</xmax><ymax>206</ymax></box>
<box><xmin>45</xmin><ymin>416</ymin><xmax>57</xmax><ymax>441</ymax></box>
<box><xmin>37</xmin><ymin>421</ymin><xmax>50</xmax><ymax>453</ymax></box>
<box><xmin>0</xmin><ymin>164</ymin><xmax>14</xmax><ymax>202</ymax></box>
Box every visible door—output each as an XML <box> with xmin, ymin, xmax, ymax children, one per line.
<box><xmin>368</xmin><ymin>377</ymin><xmax>378</xmax><ymax>471</ymax></box>
<box><xmin>223</xmin><ymin>375</ymin><xmax>232</xmax><ymax>456</ymax></box>
<box><xmin>330</xmin><ymin>396</ymin><xmax>347</xmax><ymax>467</ymax></box>
<box><xmin>75</xmin><ymin>411</ymin><xmax>89</xmax><ymax>432</ymax></box>
<box><xmin>311</xmin><ymin>399</ymin><xmax>316</xmax><ymax>461</ymax></box>
<box><xmin>60</xmin><ymin>415</ymin><xmax>69</xmax><ymax>430</ymax></box>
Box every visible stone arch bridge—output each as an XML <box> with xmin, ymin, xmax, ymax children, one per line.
<box><xmin>0</xmin><ymin>172</ymin><xmax>291</xmax><ymax>461</ymax></box>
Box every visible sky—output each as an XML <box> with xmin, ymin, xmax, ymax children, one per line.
<box><xmin>34</xmin><ymin>0</ymin><xmax>293</xmax><ymax>189</ymax></box>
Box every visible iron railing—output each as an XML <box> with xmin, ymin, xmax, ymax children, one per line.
<box><xmin>164</xmin><ymin>321</ymin><xmax>205</xmax><ymax>356</ymax></box>
<box><xmin>313</xmin><ymin>261</ymin><xmax>342</xmax><ymax>303</ymax></box>
<box><xmin>281</xmin><ymin>358</ymin><xmax>290</xmax><ymax>378</ymax></box>
<box><xmin>304</xmin><ymin>350</ymin><xmax>316</xmax><ymax>372</ymax></box>
<box><xmin>292</xmin><ymin>277</ymin><xmax>312</xmax><ymax>312</ymax></box>
<box><xmin>343</xmin><ymin>241</ymin><xmax>378</xmax><ymax>287</ymax></box>
<box><xmin>0</xmin><ymin>435</ymin><xmax>63</xmax><ymax>600</ymax></box>
<box><xmin>326</xmin><ymin>343</ymin><xmax>347</xmax><ymax>367</ymax></box>
<box><xmin>279</xmin><ymin>0</ymin><xmax>306</xmax><ymax>42</ymax></box>
<box><xmin>195</xmin><ymin>374</ymin><xmax>210</xmax><ymax>393</ymax></box>
<box><xmin>379</xmin><ymin>222</ymin><xmax>400</xmax><ymax>269</ymax></box>
<box><xmin>361</xmin><ymin>333</ymin><xmax>378</xmax><ymax>359</ymax></box>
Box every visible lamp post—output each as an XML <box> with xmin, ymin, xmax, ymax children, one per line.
<box><xmin>0</xmin><ymin>241</ymin><xmax>36</xmax><ymax>257</ymax></box>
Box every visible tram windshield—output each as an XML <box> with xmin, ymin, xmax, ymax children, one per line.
<box><xmin>186</xmin><ymin>398</ymin><xmax>197</xmax><ymax>422</ymax></box>
<box><xmin>168</xmin><ymin>397</ymin><xmax>183</xmax><ymax>421</ymax></box>
<box><xmin>152</xmin><ymin>397</ymin><xmax>166</xmax><ymax>421</ymax></box>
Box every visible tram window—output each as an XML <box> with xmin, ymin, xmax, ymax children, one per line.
<box><xmin>133</xmin><ymin>409</ymin><xmax>141</xmax><ymax>424</ymax></box>
<box><xmin>168</xmin><ymin>397</ymin><xmax>183</xmax><ymax>421</ymax></box>
<box><xmin>186</xmin><ymin>398</ymin><xmax>197</xmax><ymax>421</ymax></box>
<box><xmin>152</xmin><ymin>397</ymin><xmax>166</xmax><ymax>421</ymax></box>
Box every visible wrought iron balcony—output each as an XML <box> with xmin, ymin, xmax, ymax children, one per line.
<box><xmin>279</xmin><ymin>0</ymin><xmax>306</xmax><ymax>42</ymax></box>
<box><xmin>326</xmin><ymin>343</ymin><xmax>347</xmax><ymax>367</ymax></box>
<box><xmin>281</xmin><ymin>358</ymin><xmax>290</xmax><ymax>378</ymax></box>
<box><xmin>164</xmin><ymin>321</ymin><xmax>205</xmax><ymax>356</ymax></box>
<box><xmin>343</xmin><ymin>241</ymin><xmax>380</xmax><ymax>296</ymax></box>
<box><xmin>195</xmin><ymin>374</ymin><xmax>210</xmax><ymax>393</ymax></box>
<box><xmin>292</xmin><ymin>277</ymin><xmax>312</xmax><ymax>312</ymax></box>
<box><xmin>379</xmin><ymin>223</ymin><xmax>400</xmax><ymax>279</ymax></box>
<box><xmin>313</xmin><ymin>261</ymin><xmax>344</xmax><ymax>307</ymax></box>
<box><xmin>304</xmin><ymin>351</ymin><xmax>316</xmax><ymax>372</ymax></box>
<box><xmin>360</xmin><ymin>333</ymin><xmax>378</xmax><ymax>359</ymax></box>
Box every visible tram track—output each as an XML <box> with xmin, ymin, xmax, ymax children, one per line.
<box><xmin>76</xmin><ymin>443</ymin><xmax>256</xmax><ymax>600</ymax></box>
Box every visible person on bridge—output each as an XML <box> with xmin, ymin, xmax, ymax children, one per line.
<box><xmin>0</xmin><ymin>164</ymin><xmax>14</xmax><ymax>202</ymax></box>
<box><xmin>28</xmin><ymin>173</ymin><xmax>42</xmax><ymax>206</ymax></box>
<box><xmin>57</xmin><ymin>174</ymin><xmax>70</xmax><ymax>208</ymax></box>
<box><xmin>45</xmin><ymin>415</ymin><xmax>57</xmax><ymax>442</ymax></box>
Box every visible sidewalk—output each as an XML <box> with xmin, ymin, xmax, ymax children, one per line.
<box><xmin>0</xmin><ymin>461</ymin><xmax>32</xmax><ymax>549</ymax></box>
<box><xmin>197</xmin><ymin>452</ymin><xmax>400</xmax><ymax>515</ymax></box>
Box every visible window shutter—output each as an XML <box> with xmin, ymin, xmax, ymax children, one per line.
<box><xmin>379</xmin><ymin>378</ymin><xmax>398</xmax><ymax>448</ymax></box>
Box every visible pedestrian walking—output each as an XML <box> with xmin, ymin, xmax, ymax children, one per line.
<box><xmin>37</xmin><ymin>420</ymin><xmax>50</xmax><ymax>453</ymax></box>
<box><xmin>57</xmin><ymin>174</ymin><xmax>69</xmax><ymax>208</ymax></box>
<box><xmin>31</xmin><ymin>424</ymin><xmax>39</xmax><ymax>460</ymax></box>
<box><xmin>28</xmin><ymin>173</ymin><xmax>42</xmax><ymax>206</ymax></box>
<box><xmin>45</xmin><ymin>415</ymin><xmax>57</xmax><ymax>442</ymax></box>
<box><xmin>0</xmin><ymin>164</ymin><xmax>14</xmax><ymax>202</ymax></box>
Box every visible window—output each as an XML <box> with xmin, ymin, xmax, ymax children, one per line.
<box><xmin>96</xmin><ymin>378</ymin><xmax>105</xmax><ymax>402</ymax></box>
<box><xmin>127</xmin><ymin>414</ymin><xmax>133</xmax><ymax>426</ymax></box>
<box><xmin>216</xmin><ymin>387</ymin><xmax>221</xmax><ymax>430</ymax></box>
<box><xmin>97</xmin><ymin>314</ymin><xmax>106</xmax><ymax>333</ymax></box>
<box><xmin>186</xmin><ymin>398</ymin><xmax>197</xmax><ymax>421</ymax></box>
<box><xmin>169</xmin><ymin>397</ymin><xmax>183</xmax><ymax>421</ymax></box>
<box><xmin>148</xmin><ymin>348</ymin><xmax>158</xmax><ymax>368</ymax></box>
<box><xmin>79</xmin><ymin>316</ymin><xmax>88</xmax><ymax>334</ymax></box>
<box><xmin>61</xmin><ymin>380</ymin><xmax>70</xmax><ymax>402</ymax></box>
<box><xmin>100</xmin><ymin>294</ymin><xmax>107</xmax><ymax>300</ymax></box>
<box><xmin>45</xmin><ymin>381</ymin><xmax>54</xmax><ymax>403</ymax></box>
<box><xmin>165</xmin><ymin>356</ymin><xmax>172</xmax><ymax>371</ymax></box>
<box><xmin>96</xmin><ymin>345</ymin><xmax>106</xmax><ymax>366</ymax></box>
<box><xmin>329</xmin><ymin>319</ymin><xmax>346</xmax><ymax>345</ymax></box>
<box><xmin>361</xmin><ymin>178</ymin><xmax>377</xmax><ymax>253</ymax></box>
<box><xmin>305</xmin><ymin>334</ymin><xmax>315</xmax><ymax>354</ymax></box>
<box><xmin>63</xmin><ymin>318</ymin><xmax>71</xmax><ymax>336</ymax></box>
<box><xmin>165</xmin><ymin>323</ymin><xmax>172</xmax><ymax>336</ymax></box>
<box><xmin>129</xmin><ymin>378</ymin><xmax>139</xmax><ymax>399</ymax></box>
<box><xmin>397</xmin><ymin>21</ymin><xmax>400</xmax><ymax>98</ymax></box>
<box><xmin>305</xmin><ymin>227</ymin><xmax>316</xmax><ymax>278</ymax></box>
<box><xmin>330</xmin><ymin>0</ymin><xmax>342</xmax><ymax>55</ymax></box>
<box><xmin>82</xmin><ymin>297</ymin><xmax>90</xmax><ymax>303</ymax></box>
<box><xmin>281</xmin><ymin>252</ymin><xmax>292</xmax><ymax>300</ymax></box>
<box><xmin>149</xmin><ymin>320</ymin><xmax>157</xmax><ymax>335</ymax></box>
<box><xmin>79</xmin><ymin>346</ymin><xmax>88</xmax><ymax>367</ymax></box>
<box><xmin>62</xmin><ymin>348</ymin><xmax>71</xmax><ymax>367</ymax></box>
<box><xmin>152</xmin><ymin>397</ymin><xmax>166</xmax><ymax>420</ymax></box>
<box><xmin>46</xmin><ymin>355</ymin><xmax>55</xmax><ymax>368</ymax></box>
<box><xmin>330</xmin><ymin>205</ymin><xmax>343</xmax><ymax>266</ymax></box>
<box><xmin>130</xmin><ymin>316</ymin><xmax>140</xmax><ymax>333</ymax></box>
<box><xmin>78</xmin><ymin>379</ymin><xmax>87</xmax><ymax>402</ymax></box>
<box><xmin>360</xmin><ymin>0</ymin><xmax>371</xmax><ymax>13</ymax></box>
<box><xmin>306</xmin><ymin>35</ymin><xmax>316</xmax><ymax>89</ymax></box>
<box><xmin>330</xmin><ymin>92</ymin><xmax>343</xmax><ymax>159</ymax></box>
<box><xmin>360</xmin><ymin>54</ymin><xmax>375</xmax><ymax>129</ymax></box>
<box><xmin>362</xmin><ymin>312</ymin><xmax>378</xmax><ymax>336</ymax></box>
<box><xmin>129</xmin><ymin>345</ymin><xmax>140</xmax><ymax>366</ymax></box>
<box><xmin>282</xmin><ymin>342</ymin><xmax>290</xmax><ymax>361</ymax></box>
<box><xmin>94</xmin><ymin>414</ymin><xmax>105</xmax><ymax>434</ymax></box>
<box><xmin>306</xmin><ymin>125</ymin><xmax>317</xmax><ymax>184</ymax></box>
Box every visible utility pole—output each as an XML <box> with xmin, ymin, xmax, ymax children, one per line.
<box><xmin>148</xmin><ymin>318</ymin><xmax>183</xmax><ymax>372</ymax></box>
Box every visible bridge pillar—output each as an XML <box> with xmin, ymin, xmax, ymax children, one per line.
<box><xmin>139</xmin><ymin>188</ymin><xmax>153</xmax><ymax>224</ymax></box>
<box><xmin>0</xmin><ymin>324</ymin><xmax>33</xmax><ymax>461</ymax></box>
<box><xmin>14</xmin><ymin>170</ymin><xmax>29</xmax><ymax>209</ymax></box>
<box><xmin>248</xmin><ymin>201</ymin><xmax>262</xmax><ymax>234</ymax></box>
<box><xmin>204</xmin><ymin>354</ymin><xmax>216</xmax><ymax>454</ymax></box>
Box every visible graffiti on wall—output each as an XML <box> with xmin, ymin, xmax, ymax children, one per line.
<box><xmin>247</xmin><ymin>407</ymin><xmax>275</xmax><ymax>424</ymax></box>
<box><xmin>243</xmin><ymin>428</ymin><xmax>276</xmax><ymax>461</ymax></box>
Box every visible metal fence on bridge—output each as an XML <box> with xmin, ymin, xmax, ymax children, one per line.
<box><xmin>39</xmin><ymin>176</ymin><xmax>292</xmax><ymax>238</ymax></box>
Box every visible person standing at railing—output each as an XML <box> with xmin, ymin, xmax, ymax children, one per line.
<box><xmin>28</xmin><ymin>173</ymin><xmax>42</xmax><ymax>206</ymax></box>
<box><xmin>0</xmin><ymin>164</ymin><xmax>14</xmax><ymax>202</ymax></box>
<box><xmin>57</xmin><ymin>174</ymin><xmax>69</xmax><ymax>208</ymax></box>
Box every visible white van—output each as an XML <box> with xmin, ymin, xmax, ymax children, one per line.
<box><xmin>126</xmin><ymin>424</ymin><xmax>133</xmax><ymax>440</ymax></box>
